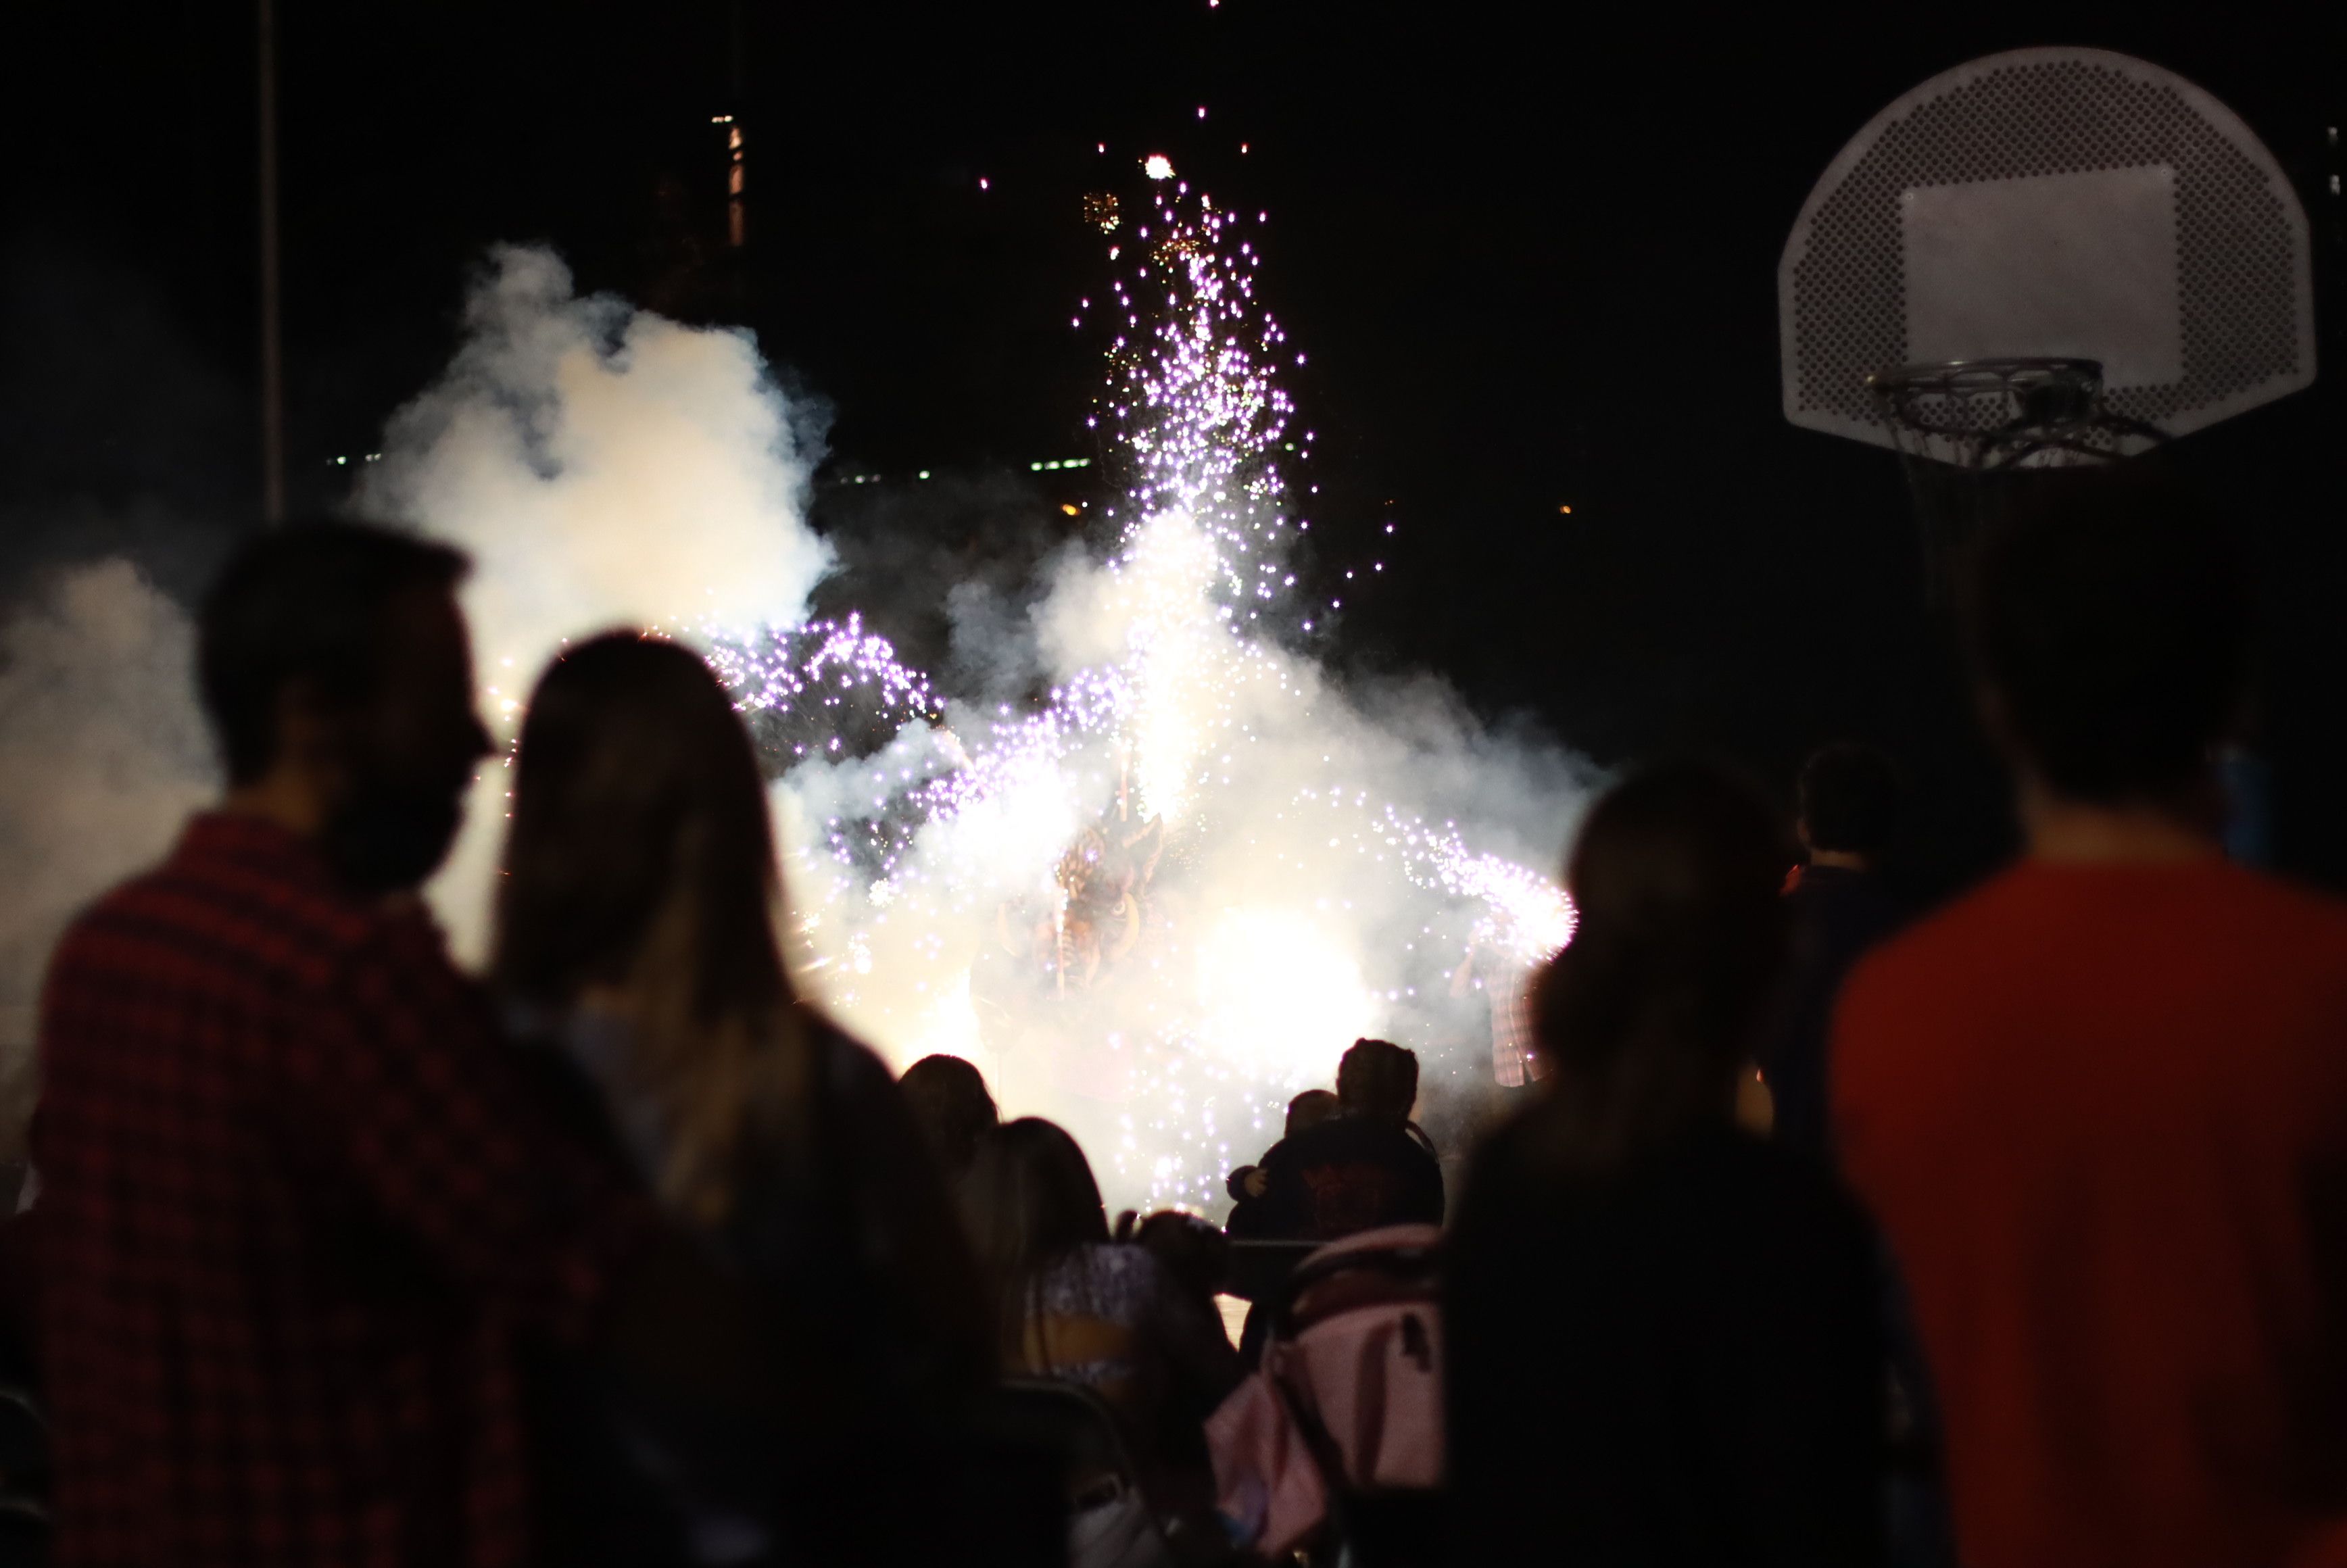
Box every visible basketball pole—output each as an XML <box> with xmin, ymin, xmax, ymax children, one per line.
<box><xmin>257</xmin><ymin>0</ymin><xmax>286</xmax><ymax>524</ymax></box>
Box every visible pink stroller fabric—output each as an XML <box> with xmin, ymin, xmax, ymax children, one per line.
<box><xmin>1207</xmin><ymin>1225</ymin><xmax>1445</xmax><ymax>1557</ymax></box>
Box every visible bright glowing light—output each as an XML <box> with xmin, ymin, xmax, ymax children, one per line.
<box><xmin>1144</xmin><ymin>155</ymin><xmax>1176</xmax><ymax>180</ymax></box>
<box><xmin>717</xmin><ymin>173</ymin><xmax>1574</xmax><ymax>1212</ymax></box>
<box><xmin>1196</xmin><ymin>910</ymin><xmax>1376</xmax><ymax>1078</ymax></box>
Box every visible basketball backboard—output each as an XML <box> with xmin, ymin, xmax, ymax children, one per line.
<box><xmin>1780</xmin><ymin>47</ymin><xmax>2315</xmax><ymax>460</ymax></box>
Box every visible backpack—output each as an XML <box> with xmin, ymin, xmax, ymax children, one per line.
<box><xmin>1205</xmin><ymin>1225</ymin><xmax>1443</xmax><ymax>1561</ymax></box>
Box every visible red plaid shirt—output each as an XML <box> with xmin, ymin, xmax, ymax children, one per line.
<box><xmin>34</xmin><ymin>812</ymin><xmax>650</xmax><ymax>1568</ymax></box>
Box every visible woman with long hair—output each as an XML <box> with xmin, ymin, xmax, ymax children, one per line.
<box><xmin>898</xmin><ymin>1053</ymin><xmax>998</xmax><ymax>1185</ymax></box>
<box><xmin>962</xmin><ymin>1119</ymin><xmax>1238</xmax><ymax>1501</ymax></box>
<box><xmin>1446</xmin><ymin>760</ymin><xmax>1884</xmax><ymax>1567</ymax></box>
<box><xmin>494</xmin><ymin>632</ymin><xmax>992</xmax><ymax>1567</ymax></box>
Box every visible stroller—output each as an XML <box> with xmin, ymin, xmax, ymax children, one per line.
<box><xmin>988</xmin><ymin>1377</ymin><xmax>1182</xmax><ymax>1568</ymax></box>
<box><xmin>1205</xmin><ymin>1225</ymin><xmax>1444</xmax><ymax>1567</ymax></box>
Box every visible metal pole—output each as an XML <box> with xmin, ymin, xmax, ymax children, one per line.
<box><xmin>729</xmin><ymin>0</ymin><xmax>746</xmax><ymax>102</ymax></box>
<box><xmin>258</xmin><ymin>0</ymin><xmax>285</xmax><ymax>522</ymax></box>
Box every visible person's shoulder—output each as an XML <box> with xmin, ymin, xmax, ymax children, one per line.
<box><xmin>2204</xmin><ymin>862</ymin><xmax>2347</xmax><ymax>945</ymax></box>
<box><xmin>1455</xmin><ymin>1100</ymin><xmax>1605</xmax><ymax>1231</ymax></box>
<box><xmin>52</xmin><ymin>820</ymin><xmax>381</xmax><ymax>987</ymax></box>
<box><xmin>334</xmin><ymin>898</ymin><xmax>477</xmax><ymax>1003</ymax></box>
<box><xmin>50</xmin><ymin>856</ymin><xmax>187</xmax><ymax>956</ymax></box>
<box><xmin>1835</xmin><ymin>863</ymin><xmax>2034</xmax><ymax>1017</ymax></box>
<box><xmin>1456</xmin><ymin>1102</ymin><xmax>1545</xmax><ymax>1201</ymax></box>
<box><xmin>2183</xmin><ymin>866</ymin><xmax>2347</xmax><ymax>1013</ymax></box>
<box><xmin>729</xmin><ymin>1010</ymin><xmax>900</xmax><ymax>1151</ymax></box>
<box><xmin>804</xmin><ymin>1010</ymin><xmax>895</xmax><ymax>1096</ymax></box>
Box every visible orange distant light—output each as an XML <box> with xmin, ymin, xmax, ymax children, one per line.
<box><xmin>1061</xmin><ymin>503</ymin><xmax>1080</xmax><ymax>516</ymax></box>
<box><xmin>1559</xmin><ymin>504</ymin><xmax>1572</xmax><ymax>514</ymax></box>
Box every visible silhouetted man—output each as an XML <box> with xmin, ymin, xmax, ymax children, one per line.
<box><xmin>1257</xmin><ymin>1039</ymin><xmax>1443</xmax><ymax>1242</ymax></box>
<box><xmin>1835</xmin><ymin>467</ymin><xmax>2347</xmax><ymax>1568</ymax></box>
<box><xmin>34</xmin><ymin>523</ymin><xmax>652</xmax><ymax>1568</ymax></box>
<box><xmin>1756</xmin><ymin>743</ymin><xmax>1904</xmax><ymax>1162</ymax></box>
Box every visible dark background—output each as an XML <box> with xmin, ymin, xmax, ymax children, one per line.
<box><xmin>5</xmin><ymin>1</ymin><xmax>2343</xmax><ymax>900</ymax></box>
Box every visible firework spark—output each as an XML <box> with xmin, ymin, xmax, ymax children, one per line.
<box><xmin>737</xmin><ymin>182</ymin><xmax>1574</xmax><ymax>1212</ymax></box>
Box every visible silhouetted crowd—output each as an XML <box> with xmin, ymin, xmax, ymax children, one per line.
<box><xmin>5</xmin><ymin>456</ymin><xmax>2346</xmax><ymax>1568</ymax></box>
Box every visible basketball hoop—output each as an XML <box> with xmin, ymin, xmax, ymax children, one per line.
<box><xmin>1863</xmin><ymin>358</ymin><xmax>2167</xmax><ymax>470</ymax></box>
<box><xmin>1779</xmin><ymin>47</ymin><xmax>2316</xmax><ymax>597</ymax></box>
<box><xmin>1863</xmin><ymin>356</ymin><xmax>2168</xmax><ymax>596</ymax></box>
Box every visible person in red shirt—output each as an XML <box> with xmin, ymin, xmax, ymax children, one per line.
<box><xmin>1834</xmin><ymin>465</ymin><xmax>2347</xmax><ymax>1568</ymax></box>
<box><xmin>32</xmin><ymin>523</ymin><xmax>655</xmax><ymax>1568</ymax></box>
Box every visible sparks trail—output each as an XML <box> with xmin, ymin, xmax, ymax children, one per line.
<box><xmin>735</xmin><ymin>174</ymin><xmax>1574</xmax><ymax>1212</ymax></box>
<box><xmin>712</xmin><ymin>614</ymin><xmax>942</xmax><ymax>765</ymax></box>
<box><xmin>1089</xmin><ymin>183</ymin><xmax>1305</xmax><ymax>625</ymax></box>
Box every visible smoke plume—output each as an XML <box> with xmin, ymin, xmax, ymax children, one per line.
<box><xmin>357</xmin><ymin>246</ymin><xmax>836</xmax><ymax>956</ymax></box>
<box><xmin>0</xmin><ymin>560</ymin><xmax>216</xmax><ymax>1152</ymax></box>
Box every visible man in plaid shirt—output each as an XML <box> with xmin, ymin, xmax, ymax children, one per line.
<box><xmin>33</xmin><ymin>524</ymin><xmax>653</xmax><ymax>1568</ymax></box>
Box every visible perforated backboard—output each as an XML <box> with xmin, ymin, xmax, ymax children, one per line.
<box><xmin>1780</xmin><ymin>48</ymin><xmax>2315</xmax><ymax>453</ymax></box>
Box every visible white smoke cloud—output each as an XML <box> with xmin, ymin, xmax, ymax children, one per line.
<box><xmin>0</xmin><ymin>560</ymin><xmax>216</xmax><ymax>1153</ymax></box>
<box><xmin>356</xmin><ymin>246</ymin><xmax>836</xmax><ymax>956</ymax></box>
<box><xmin>363</xmin><ymin>245</ymin><xmax>831</xmax><ymax>687</ymax></box>
<box><xmin>773</xmin><ymin>505</ymin><xmax>1589</xmax><ymax>1210</ymax></box>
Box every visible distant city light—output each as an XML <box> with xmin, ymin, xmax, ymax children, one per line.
<box><xmin>1559</xmin><ymin>504</ymin><xmax>1572</xmax><ymax>514</ymax></box>
<box><xmin>1144</xmin><ymin>155</ymin><xmax>1176</xmax><ymax>180</ymax></box>
<box><xmin>978</xmin><ymin>176</ymin><xmax>989</xmax><ymax>191</ymax></box>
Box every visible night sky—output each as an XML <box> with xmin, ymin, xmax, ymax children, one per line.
<box><xmin>6</xmin><ymin>1</ymin><xmax>2344</xmax><ymax>897</ymax></box>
